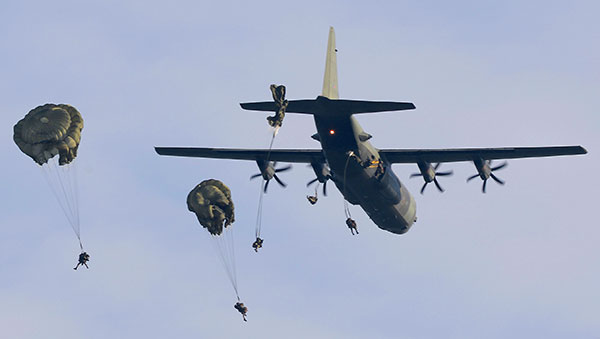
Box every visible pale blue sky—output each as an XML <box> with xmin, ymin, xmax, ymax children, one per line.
<box><xmin>1</xmin><ymin>1</ymin><xmax>598</xmax><ymax>338</ymax></box>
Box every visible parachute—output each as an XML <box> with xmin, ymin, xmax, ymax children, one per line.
<box><xmin>13</xmin><ymin>103</ymin><xmax>85</xmax><ymax>250</ymax></box>
<box><xmin>187</xmin><ymin>179</ymin><xmax>240</xmax><ymax>298</ymax></box>
<box><xmin>187</xmin><ymin>179</ymin><xmax>235</xmax><ymax>235</ymax></box>
<box><xmin>14</xmin><ymin>104</ymin><xmax>83</xmax><ymax>166</ymax></box>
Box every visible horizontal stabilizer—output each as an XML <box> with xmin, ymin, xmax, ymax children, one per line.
<box><xmin>240</xmin><ymin>100</ymin><xmax>318</xmax><ymax>114</ymax></box>
<box><xmin>333</xmin><ymin>99</ymin><xmax>415</xmax><ymax>113</ymax></box>
<box><xmin>240</xmin><ymin>97</ymin><xmax>415</xmax><ymax>116</ymax></box>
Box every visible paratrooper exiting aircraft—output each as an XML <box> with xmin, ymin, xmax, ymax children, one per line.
<box><xmin>155</xmin><ymin>27</ymin><xmax>587</xmax><ymax>235</ymax></box>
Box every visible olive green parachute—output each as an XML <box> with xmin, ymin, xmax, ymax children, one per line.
<box><xmin>13</xmin><ymin>104</ymin><xmax>83</xmax><ymax>166</ymax></box>
<box><xmin>13</xmin><ymin>103</ymin><xmax>85</xmax><ymax>251</ymax></box>
<box><xmin>187</xmin><ymin>179</ymin><xmax>235</xmax><ymax>235</ymax></box>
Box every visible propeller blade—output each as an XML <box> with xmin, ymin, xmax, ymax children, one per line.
<box><xmin>410</xmin><ymin>173</ymin><xmax>422</xmax><ymax>178</ymax></box>
<box><xmin>467</xmin><ymin>174</ymin><xmax>479</xmax><ymax>182</ymax></box>
<box><xmin>434</xmin><ymin>163</ymin><xmax>441</xmax><ymax>170</ymax></box>
<box><xmin>436</xmin><ymin>170</ymin><xmax>453</xmax><ymax>176</ymax></box>
<box><xmin>490</xmin><ymin>173</ymin><xmax>505</xmax><ymax>185</ymax></box>
<box><xmin>273</xmin><ymin>174</ymin><xmax>287</xmax><ymax>187</ymax></box>
<box><xmin>482</xmin><ymin>179</ymin><xmax>487</xmax><ymax>193</ymax></box>
<box><xmin>250</xmin><ymin>173</ymin><xmax>262</xmax><ymax>180</ymax></box>
<box><xmin>420</xmin><ymin>182</ymin><xmax>428</xmax><ymax>194</ymax></box>
<box><xmin>491</xmin><ymin>161</ymin><xmax>508</xmax><ymax>171</ymax></box>
<box><xmin>433</xmin><ymin>178</ymin><xmax>444</xmax><ymax>192</ymax></box>
<box><xmin>275</xmin><ymin>165</ymin><xmax>292</xmax><ymax>173</ymax></box>
<box><xmin>323</xmin><ymin>181</ymin><xmax>328</xmax><ymax>196</ymax></box>
<box><xmin>264</xmin><ymin>179</ymin><xmax>270</xmax><ymax>193</ymax></box>
<box><xmin>306</xmin><ymin>177</ymin><xmax>319</xmax><ymax>186</ymax></box>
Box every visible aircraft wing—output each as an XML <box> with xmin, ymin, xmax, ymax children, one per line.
<box><xmin>380</xmin><ymin>146</ymin><xmax>587</xmax><ymax>163</ymax></box>
<box><xmin>155</xmin><ymin>147</ymin><xmax>325</xmax><ymax>163</ymax></box>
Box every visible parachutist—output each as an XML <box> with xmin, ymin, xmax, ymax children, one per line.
<box><xmin>252</xmin><ymin>237</ymin><xmax>264</xmax><ymax>252</ymax></box>
<box><xmin>346</xmin><ymin>218</ymin><xmax>359</xmax><ymax>235</ymax></box>
<box><xmin>267</xmin><ymin>84</ymin><xmax>288</xmax><ymax>128</ymax></box>
<box><xmin>234</xmin><ymin>302</ymin><xmax>248</xmax><ymax>321</ymax></box>
<box><xmin>307</xmin><ymin>195</ymin><xmax>318</xmax><ymax>205</ymax></box>
<box><xmin>73</xmin><ymin>251</ymin><xmax>90</xmax><ymax>270</ymax></box>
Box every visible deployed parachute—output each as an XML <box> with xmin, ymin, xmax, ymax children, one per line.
<box><xmin>187</xmin><ymin>179</ymin><xmax>240</xmax><ymax>298</ymax></box>
<box><xmin>13</xmin><ymin>103</ymin><xmax>85</xmax><ymax>250</ymax></box>
<box><xmin>14</xmin><ymin>104</ymin><xmax>83</xmax><ymax>166</ymax></box>
<box><xmin>187</xmin><ymin>179</ymin><xmax>235</xmax><ymax>235</ymax></box>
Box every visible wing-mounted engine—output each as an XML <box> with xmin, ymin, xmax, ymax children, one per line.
<box><xmin>467</xmin><ymin>158</ymin><xmax>507</xmax><ymax>193</ymax></box>
<box><xmin>250</xmin><ymin>159</ymin><xmax>292</xmax><ymax>193</ymax></box>
<box><xmin>307</xmin><ymin>160</ymin><xmax>333</xmax><ymax>196</ymax></box>
<box><xmin>410</xmin><ymin>160</ymin><xmax>453</xmax><ymax>194</ymax></box>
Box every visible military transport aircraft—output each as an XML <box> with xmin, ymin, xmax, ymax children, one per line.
<box><xmin>155</xmin><ymin>27</ymin><xmax>587</xmax><ymax>235</ymax></box>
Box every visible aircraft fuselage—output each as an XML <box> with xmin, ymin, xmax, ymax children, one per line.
<box><xmin>312</xmin><ymin>98</ymin><xmax>417</xmax><ymax>234</ymax></box>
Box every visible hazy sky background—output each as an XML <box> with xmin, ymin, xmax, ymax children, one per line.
<box><xmin>1</xmin><ymin>1</ymin><xmax>598</xmax><ymax>338</ymax></box>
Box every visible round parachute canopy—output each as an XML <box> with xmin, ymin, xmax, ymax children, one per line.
<box><xmin>13</xmin><ymin>103</ymin><xmax>84</xmax><ymax>166</ymax></box>
<box><xmin>187</xmin><ymin>179</ymin><xmax>235</xmax><ymax>235</ymax></box>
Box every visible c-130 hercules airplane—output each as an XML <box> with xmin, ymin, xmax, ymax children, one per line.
<box><xmin>155</xmin><ymin>27</ymin><xmax>587</xmax><ymax>235</ymax></box>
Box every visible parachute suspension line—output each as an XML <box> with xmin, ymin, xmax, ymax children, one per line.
<box><xmin>44</xmin><ymin>161</ymin><xmax>76</xmax><ymax>224</ymax></box>
<box><xmin>56</xmin><ymin>162</ymin><xmax>82</xmax><ymax>248</ymax></box>
<box><xmin>342</xmin><ymin>151</ymin><xmax>354</xmax><ymax>219</ymax></box>
<box><xmin>210</xmin><ymin>230</ymin><xmax>239</xmax><ymax>299</ymax></box>
<box><xmin>64</xmin><ymin>164</ymin><xmax>83</xmax><ymax>251</ymax></box>
<box><xmin>254</xmin><ymin>181</ymin><xmax>266</xmax><ymax>238</ymax></box>
<box><xmin>66</xmin><ymin>163</ymin><xmax>81</xmax><ymax>233</ymax></box>
<box><xmin>62</xmin><ymin>163</ymin><xmax>81</xmax><ymax>241</ymax></box>
<box><xmin>40</xmin><ymin>160</ymin><xmax>83</xmax><ymax>249</ymax></box>
<box><xmin>227</xmin><ymin>226</ymin><xmax>238</xmax><ymax>296</ymax></box>
<box><xmin>40</xmin><ymin>164</ymin><xmax>75</xmax><ymax>227</ymax></box>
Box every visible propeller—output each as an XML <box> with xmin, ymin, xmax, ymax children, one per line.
<box><xmin>467</xmin><ymin>159</ymin><xmax>507</xmax><ymax>193</ymax></box>
<box><xmin>410</xmin><ymin>162</ymin><xmax>453</xmax><ymax>194</ymax></box>
<box><xmin>250</xmin><ymin>160</ymin><xmax>292</xmax><ymax>193</ymax></box>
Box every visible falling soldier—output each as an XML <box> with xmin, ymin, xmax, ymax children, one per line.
<box><xmin>234</xmin><ymin>301</ymin><xmax>248</xmax><ymax>321</ymax></box>
<box><xmin>73</xmin><ymin>251</ymin><xmax>90</xmax><ymax>270</ymax></box>
<box><xmin>346</xmin><ymin>218</ymin><xmax>359</xmax><ymax>235</ymax></box>
<box><xmin>252</xmin><ymin>237</ymin><xmax>264</xmax><ymax>252</ymax></box>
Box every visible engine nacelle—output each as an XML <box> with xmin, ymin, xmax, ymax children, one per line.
<box><xmin>256</xmin><ymin>159</ymin><xmax>276</xmax><ymax>180</ymax></box>
<box><xmin>416</xmin><ymin>160</ymin><xmax>436</xmax><ymax>182</ymax></box>
<box><xmin>310</xmin><ymin>161</ymin><xmax>331</xmax><ymax>183</ymax></box>
<box><xmin>473</xmin><ymin>158</ymin><xmax>491</xmax><ymax>180</ymax></box>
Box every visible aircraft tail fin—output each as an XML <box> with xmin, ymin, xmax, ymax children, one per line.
<box><xmin>322</xmin><ymin>27</ymin><xmax>339</xmax><ymax>99</ymax></box>
<box><xmin>240</xmin><ymin>27</ymin><xmax>416</xmax><ymax>116</ymax></box>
